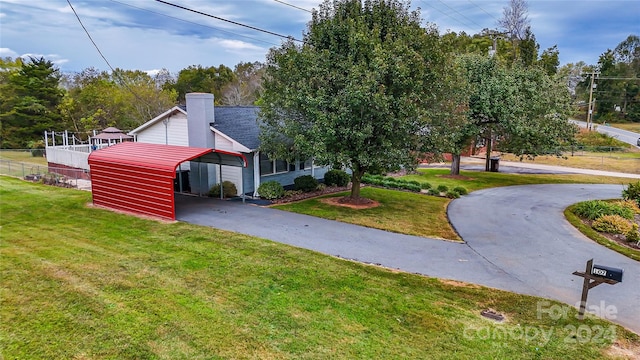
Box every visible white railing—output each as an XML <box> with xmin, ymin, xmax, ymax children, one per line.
<box><xmin>45</xmin><ymin>146</ymin><xmax>91</xmax><ymax>170</ymax></box>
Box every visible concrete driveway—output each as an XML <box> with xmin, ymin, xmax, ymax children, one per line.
<box><xmin>175</xmin><ymin>184</ymin><xmax>640</xmax><ymax>333</ymax></box>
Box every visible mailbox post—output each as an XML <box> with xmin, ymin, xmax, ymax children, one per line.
<box><xmin>572</xmin><ymin>259</ymin><xmax>623</xmax><ymax>320</ymax></box>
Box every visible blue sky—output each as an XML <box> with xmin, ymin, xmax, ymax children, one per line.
<box><xmin>0</xmin><ymin>0</ymin><xmax>638</xmax><ymax>75</ymax></box>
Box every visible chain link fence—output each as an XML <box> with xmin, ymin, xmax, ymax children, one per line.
<box><xmin>0</xmin><ymin>150</ymin><xmax>91</xmax><ymax>190</ymax></box>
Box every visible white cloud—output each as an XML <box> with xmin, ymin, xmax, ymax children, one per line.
<box><xmin>0</xmin><ymin>48</ymin><xmax>19</xmax><ymax>58</ymax></box>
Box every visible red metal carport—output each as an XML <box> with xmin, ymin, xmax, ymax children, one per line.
<box><xmin>88</xmin><ymin>142</ymin><xmax>247</xmax><ymax>220</ymax></box>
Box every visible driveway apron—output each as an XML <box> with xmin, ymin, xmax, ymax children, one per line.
<box><xmin>175</xmin><ymin>184</ymin><xmax>639</xmax><ymax>333</ymax></box>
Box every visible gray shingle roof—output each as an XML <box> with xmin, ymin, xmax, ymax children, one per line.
<box><xmin>212</xmin><ymin>106</ymin><xmax>261</xmax><ymax>151</ymax></box>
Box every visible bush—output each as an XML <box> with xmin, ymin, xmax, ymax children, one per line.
<box><xmin>399</xmin><ymin>183</ymin><xmax>421</xmax><ymax>192</ymax></box>
<box><xmin>622</xmin><ymin>181</ymin><xmax>640</xmax><ymax>206</ymax></box>
<box><xmin>427</xmin><ymin>188</ymin><xmax>440</xmax><ymax>196</ymax></box>
<box><xmin>382</xmin><ymin>180</ymin><xmax>396</xmax><ymax>188</ymax></box>
<box><xmin>258</xmin><ymin>181</ymin><xmax>285</xmax><ymax>199</ymax></box>
<box><xmin>384</xmin><ymin>176</ymin><xmax>396</xmax><ymax>182</ymax></box>
<box><xmin>420</xmin><ymin>182</ymin><xmax>432</xmax><ymax>190</ymax></box>
<box><xmin>573</xmin><ymin>200</ymin><xmax>634</xmax><ymax>221</ymax></box>
<box><xmin>592</xmin><ymin>215</ymin><xmax>633</xmax><ymax>234</ymax></box>
<box><xmin>445</xmin><ymin>191</ymin><xmax>460</xmax><ymax>199</ymax></box>
<box><xmin>453</xmin><ymin>186</ymin><xmax>468</xmax><ymax>195</ymax></box>
<box><xmin>208</xmin><ymin>181</ymin><xmax>238</xmax><ymax>198</ymax></box>
<box><xmin>613</xmin><ymin>200</ymin><xmax>640</xmax><ymax>214</ymax></box>
<box><xmin>408</xmin><ymin>180</ymin><xmax>421</xmax><ymax>186</ymax></box>
<box><xmin>436</xmin><ymin>185</ymin><xmax>449</xmax><ymax>193</ymax></box>
<box><xmin>626</xmin><ymin>223</ymin><xmax>640</xmax><ymax>243</ymax></box>
<box><xmin>284</xmin><ymin>190</ymin><xmax>303</xmax><ymax>198</ymax></box>
<box><xmin>294</xmin><ymin>175</ymin><xmax>318</xmax><ymax>192</ymax></box>
<box><xmin>324</xmin><ymin>169</ymin><xmax>350</xmax><ymax>187</ymax></box>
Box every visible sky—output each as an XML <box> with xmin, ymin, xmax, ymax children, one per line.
<box><xmin>0</xmin><ymin>0</ymin><xmax>638</xmax><ymax>76</ymax></box>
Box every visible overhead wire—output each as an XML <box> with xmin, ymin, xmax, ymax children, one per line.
<box><xmin>435</xmin><ymin>0</ymin><xmax>485</xmax><ymax>30</ymax></box>
<box><xmin>155</xmin><ymin>0</ymin><xmax>302</xmax><ymax>42</ymax></box>
<box><xmin>109</xmin><ymin>0</ymin><xmax>279</xmax><ymax>46</ymax></box>
<box><xmin>66</xmin><ymin>0</ymin><xmax>158</xmax><ymax>111</ymax></box>
<box><xmin>467</xmin><ymin>0</ymin><xmax>500</xmax><ymax>22</ymax></box>
<box><xmin>419</xmin><ymin>0</ymin><xmax>476</xmax><ymax>30</ymax></box>
<box><xmin>273</xmin><ymin>0</ymin><xmax>312</xmax><ymax>13</ymax></box>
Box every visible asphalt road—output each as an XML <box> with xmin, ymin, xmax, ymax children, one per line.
<box><xmin>175</xmin><ymin>184</ymin><xmax>640</xmax><ymax>333</ymax></box>
<box><xmin>571</xmin><ymin>119</ymin><xmax>640</xmax><ymax>147</ymax></box>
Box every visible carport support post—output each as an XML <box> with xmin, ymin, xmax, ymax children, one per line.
<box><xmin>219</xmin><ymin>163</ymin><xmax>223</xmax><ymax>199</ymax></box>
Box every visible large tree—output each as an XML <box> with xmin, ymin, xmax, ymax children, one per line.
<box><xmin>0</xmin><ymin>57</ymin><xmax>64</xmax><ymax>148</ymax></box>
<box><xmin>259</xmin><ymin>0</ymin><xmax>450</xmax><ymax>201</ymax></box>
<box><xmin>169</xmin><ymin>64</ymin><xmax>235</xmax><ymax>104</ymax></box>
<box><xmin>444</xmin><ymin>54</ymin><xmax>576</xmax><ymax>174</ymax></box>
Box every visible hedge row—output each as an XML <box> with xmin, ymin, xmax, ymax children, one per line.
<box><xmin>361</xmin><ymin>174</ymin><xmax>467</xmax><ymax>198</ymax></box>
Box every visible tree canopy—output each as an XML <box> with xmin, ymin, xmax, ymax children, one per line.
<box><xmin>0</xmin><ymin>57</ymin><xmax>64</xmax><ymax>148</ymax></box>
<box><xmin>259</xmin><ymin>0</ymin><xmax>451</xmax><ymax>200</ymax></box>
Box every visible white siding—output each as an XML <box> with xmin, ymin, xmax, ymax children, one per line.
<box><xmin>136</xmin><ymin>113</ymin><xmax>189</xmax><ymax>146</ymax></box>
<box><xmin>217</xmin><ymin>165</ymin><xmax>242</xmax><ymax>196</ymax></box>
<box><xmin>214</xmin><ymin>133</ymin><xmax>234</xmax><ymax>152</ymax></box>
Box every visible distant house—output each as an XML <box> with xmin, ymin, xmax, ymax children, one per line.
<box><xmin>128</xmin><ymin>93</ymin><xmax>329</xmax><ymax>197</ymax></box>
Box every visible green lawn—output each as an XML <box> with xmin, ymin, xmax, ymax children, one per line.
<box><xmin>1</xmin><ymin>176</ymin><xmax>638</xmax><ymax>359</ymax></box>
<box><xmin>274</xmin><ymin>169</ymin><xmax>634</xmax><ymax>240</ymax></box>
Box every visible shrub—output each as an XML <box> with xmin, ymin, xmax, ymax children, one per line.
<box><xmin>445</xmin><ymin>191</ymin><xmax>460</xmax><ymax>199</ymax></box>
<box><xmin>382</xmin><ymin>180</ymin><xmax>396</xmax><ymax>188</ymax></box>
<box><xmin>209</xmin><ymin>181</ymin><xmax>238</xmax><ymax>198</ymax></box>
<box><xmin>294</xmin><ymin>175</ymin><xmax>318</xmax><ymax>192</ymax></box>
<box><xmin>626</xmin><ymin>223</ymin><xmax>640</xmax><ymax>243</ymax></box>
<box><xmin>370</xmin><ymin>178</ymin><xmax>384</xmax><ymax>186</ymax></box>
<box><xmin>573</xmin><ymin>200</ymin><xmax>634</xmax><ymax>221</ymax></box>
<box><xmin>384</xmin><ymin>176</ymin><xmax>396</xmax><ymax>182</ymax></box>
<box><xmin>613</xmin><ymin>200</ymin><xmax>640</xmax><ymax>214</ymax></box>
<box><xmin>370</xmin><ymin>174</ymin><xmax>385</xmax><ymax>181</ymax></box>
<box><xmin>420</xmin><ymin>182</ymin><xmax>432</xmax><ymax>190</ymax></box>
<box><xmin>258</xmin><ymin>181</ymin><xmax>285</xmax><ymax>199</ymax></box>
<box><xmin>283</xmin><ymin>190</ymin><xmax>303</xmax><ymax>198</ymax></box>
<box><xmin>317</xmin><ymin>183</ymin><xmax>327</xmax><ymax>191</ymax></box>
<box><xmin>453</xmin><ymin>186</ymin><xmax>468</xmax><ymax>195</ymax></box>
<box><xmin>399</xmin><ymin>183</ymin><xmax>421</xmax><ymax>192</ymax></box>
<box><xmin>408</xmin><ymin>180</ymin><xmax>421</xmax><ymax>186</ymax></box>
<box><xmin>592</xmin><ymin>215</ymin><xmax>633</xmax><ymax>234</ymax></box>
<box><xmin>427</xmin><ymin>188</ymin><xmax>440</xmax><ymax>196</ymax></box>
<box><xmin>622</xmin><ymin>181</ymin><xmax>640</xmax><ymax>206</ymax></box>
<box><xmin>324</xmin><ymin>169</ymin><xmax>350</xmax><ymax>187</ymax></box>
<box><xmin>436</xmin><ymin>184</ymin><xmax>449</xmax><ymax>193</ymax></box>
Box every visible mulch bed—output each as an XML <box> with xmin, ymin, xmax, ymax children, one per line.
<box><xmin>580</xmin><ymin>214</ymin><xmax>640</xmax><ymax>251</ymax></box>
<box><xmin>269</xmin><ymin>185</ymin><xmax>351</xmax><ymax>205</ymax></box>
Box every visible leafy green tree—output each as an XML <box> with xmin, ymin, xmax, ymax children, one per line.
<box><xmin>259</xmin><ymin>0</ymin><xmax>450</xmax><ymax>201</ymax></box>
<box><xmin>518</xmin><ymin>27</ymin><xmax>538</xmax><ymax>67</ymax></box>
<box><xmin>0</xmin><ymin>57</ymin><xmax>64</xmax><ymax>148</ymax></box>
<box><xmin>221</xmin><ymin>61</ymin><xmax>265</xmax><ymax>105</ymax></box>
<box><xmin>170</xmin><ymin>64</ymin><xmax>235</xmax><ymax>104</ymax></box>
<box><xmin>539</xmin><ymin>45</ymin><xmax>560</xmax><ymax>76</ymax></box>
<box><xmin>449</xmin><ymin>54</ymin><xmax>575</xmax><ymax>173</ymax></box>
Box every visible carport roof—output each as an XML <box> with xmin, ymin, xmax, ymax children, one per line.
<box><xmin>88</xmin><ymin>142</ymin><xmax>247</xmax><ymax>176</ymax></box>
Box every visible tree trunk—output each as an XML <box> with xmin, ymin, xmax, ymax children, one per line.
<box><xmin>451</xmin><ymin>153</ymin><xmax>461</xmax><ymax>175</ymax></box>
<box><xmin>350</xmin><ymin>166</ymin><xmax>364</xmax><ymax>200</ymax></box>
<box><xmin>485</xmin><ymin>129</ymin><xmax>492</xmax><ymax>172</ymax></box>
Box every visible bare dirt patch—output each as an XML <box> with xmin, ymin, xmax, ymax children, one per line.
<box><xmin>319</xmin><ymin>196</ymin><xmax>381</xmax><ymax>210</ymax></box>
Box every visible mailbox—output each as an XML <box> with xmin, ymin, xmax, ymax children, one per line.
<box><xmin>591</xmin><ymin>264</ymin><xmax>623</xmax><ymax>282</ymax></box>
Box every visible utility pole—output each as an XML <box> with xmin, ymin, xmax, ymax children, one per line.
<box><xmin>586</xmin><ymin>72</ymin><xmax>599</xmax><ymax>131</ymax></box>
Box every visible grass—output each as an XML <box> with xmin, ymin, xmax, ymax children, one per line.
<box><xmin>1</xmin><ymin>176</ymin><xmax>638</xmax><ymax>359</ymax></box>
<box><xmin>275</xmin><ymin>187</ymin><xmax>458</xmax><ymax>240</ymax></box>
<box><xmin>0</xmin><ymin>149</ymin><xmax>48</xmax><ymax>165</ymax></box>
<box><xmin>564</xmin><ymin>205</ymin><xmax>640</xmax><ymax>262</ymax></box>
<box><xmin>498</xmin><ymin>152</ymin><xmax>640</xmax><ymax>174</ymax></box>
<box><xmin>608</xmin><ymin>123</ymin><xmax>640</xmax><ymax>133</ymax></box>
<box><xmin>274</xmin><ymin>169</ymin><xmax>633</xmax><ymax>240</ymax></box>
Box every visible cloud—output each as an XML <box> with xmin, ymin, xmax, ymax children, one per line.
<box><xmin>0</xmin><ymin>48</ymin><xmax>19</xmax><ymax>58</ymax></box>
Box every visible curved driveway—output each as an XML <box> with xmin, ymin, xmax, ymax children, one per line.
<box><xmin>448</xmin><ymin>184</ymin><xmax>639</xmax><ymax>333</ymax></box>
<box><xmin>176</xmin><ymin>184</ymin><xmax>640</xmax><ymax>333</ymax></box>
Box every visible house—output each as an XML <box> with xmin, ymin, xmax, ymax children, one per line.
<box><xmin>128</xmin><ymin>92</ymin><xmax>329</xmax><ymax>197</ymax></box>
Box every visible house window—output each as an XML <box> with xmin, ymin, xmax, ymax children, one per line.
<box><xmin>303</xmin><ymin>158</ymin><xmax>313</xmax><ymax>170</ymax></box>
<box><xmin>260</xmin><ymin>153</ymin><xmax>289</xmax><ymax>176</ymax></box>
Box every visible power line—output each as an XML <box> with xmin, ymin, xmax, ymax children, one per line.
<box><xmin>109</xmin><ymin>0</ymin><xmax>278</xmax><ymax>46</ymax></box>
<box><xmin>435</xmin><ymin>0</ymin><xmax>485</xmax><ymax>30</ymax></box>
<box><xmin>66</xmin><ymin>0</ymin><xmax>117</xmax><ymax>73</ymax></box>
<box><xmin>155</xmin><ymin>0</ymin><xmax>302</xmax><ymax>42</ymax></box>
<box><xmin>419</xmin><ymin>0</ymin><xmax>476</xmax><ymax>30</ymax></box>
<box><xmin>273</xmin><ymin>0</ymin><xmax>312</xmax><ymax>13</ymax></box>
<box><xmin>467</xmin><ymin>0</ymin><xmax>499</xmax><ymax>22</ymax></box>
